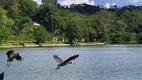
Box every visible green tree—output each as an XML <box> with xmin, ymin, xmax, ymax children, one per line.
<box><xmin>120</xmin><ymin>10</ymin><xmax>142</xmax><ymax>33</ymax></box>
<box><xmin>36</xmin><ymin>3</ymin><xmax>66</xmax><ymax>41</ymax></box>
<box><xmin>33</xmin><ymin>26</ymin><xmax>51</xmax><ymax>43</ymax></box>
<box><xmin>18</xmin><ymin>0</ymin><xmax>37</xmax><ymax>17</ymax></box>
<box><xmin>0</xmin><ymin>0</ymin><xmax>19</xmax><ymax>13</ymax></box>
<box><xmin>65</xmin><ymin>14</ymin><xmax>88</xmax><ymax>43</ymax></box>
<box><xmin>66</xmin><ymin>23</ymin><xmax>83</xmax><ymax>44</ymax></box>
<box><xmin>91</xmin><ymin>10</ymin><xmax>116</xmax><ymax>42</ymax></box>
<box><xmin>136</xmin><ymin>32</ymin><xmax>142</xmax><ymax>44</ymax></box>
<box><xmin>109</xmin><ymin>32</ymin><xmax>124</xmax><ymax>44</ymax></box>
<box><xmin>0</xmin><ymin>6</ymin><xmax>14</xmax><ymax>43</ymax></box>
<box><xmin>42</xmin><ymin>0</ymin><xmax>55</xmax><ymax>5</ymax></box>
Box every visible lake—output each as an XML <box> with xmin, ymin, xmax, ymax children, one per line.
<box><xmin>0</xmin><ymin>45</ymin><xmax>142</xmax><ymax>80</ymax></box>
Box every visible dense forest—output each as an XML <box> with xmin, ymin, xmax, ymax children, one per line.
<box><xmin>0</xmin><ymin>0</ymin><xmax>142</xmax><ymax>44</ymax></box>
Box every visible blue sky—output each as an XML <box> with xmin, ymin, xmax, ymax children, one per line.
<box><xmin>33</xmin><ymin>0</ymin><xmax>142</xmax><ymax>7</ymax></box>
<box><xmin>95</xmin><ymin>0</ymin><xmax>142</xmax><ymax>7</ymax></box>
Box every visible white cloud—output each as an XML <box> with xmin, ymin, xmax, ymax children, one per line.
<box><xmin>58</xmin><ymin>0</ymin><xmax>73</xmax><ymax>5</ymax></box>
<box><xmin>112</xmin><ymin>3</ymin><xmax>116</xmax><ymax>6</ymax></box>
<box><xmin>58</xmin><ymin>0</ymin><xmax>95</xmax><ymax>6</ymax></box>
<box><xmin>86</xmin><ymin>0</ymin><xmax>95</xmax><ymax>5</ymax></box>
<box><xmin>33</xmin><ymin>0</ymin><xmax>42</xmax><ymax>5</ymax></box>
<box><xmin>104</xmin><ymin>3</ymin><xmax>110</xmax><ymax>9</ymax></box>
<box><xmin>33</xmin><ymin>0</ymin><xmax>95</xmax><ymax>6</ymax></box>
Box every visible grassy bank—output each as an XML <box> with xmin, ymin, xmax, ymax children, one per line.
<box><xmin>0</xmin><ymin>42</ymin><xmax>104</xmax><ymax>48</ymax></box>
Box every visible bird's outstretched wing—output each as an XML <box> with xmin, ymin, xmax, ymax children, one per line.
<box><xmin>14</xmin><ymin>53</ymin><xmax>23</xmax><ymax>61</ymax></box>
<box><xmin>60</xmin><ymin>54</ymin><xmax>79</xmax><ymax>66</ymax></box>
<box><xmin>53</xmin><ymin>55</ymin><xmax>64</xmax><ymax>63</ymax></box>
<box><xmin>0</xmin><ymin>72</ymin><xmax>4</xmax><ymax>80</ymax></box>
<box><xmin>6</xmin><ymin>50</ymin><xmax>14</xmax><ymax>58</ymax></box>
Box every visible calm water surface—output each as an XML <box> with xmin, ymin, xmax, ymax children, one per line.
<box><xmin>0</xmin><ymin>45</ymin><xmax>142</xmax><ymax>80</ymax></box>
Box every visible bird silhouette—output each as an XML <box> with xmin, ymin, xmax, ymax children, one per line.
<box><xmin>6</xmin><ymin>50</ymin><xmax>23</xmax><ymax>67</ymax></box>
<box><xmin>53</xmin><ymin>54</ymin><xmax>79</xmax><ymax>69</ymax></box>
<box><xmin>0</xmin><ymin>72</ymin><xmax>4</xmax><ymax>80</ymax></box>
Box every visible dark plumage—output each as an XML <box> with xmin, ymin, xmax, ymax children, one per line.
<box><xmin>6</xmin><ymin>50</ymin><xmax>23</xmax><ymax>67</ymax></box>
<box><xmin>53</xmin><ymin>54</ymin><xmax>79</xmax><ymax>69</ymax></box>
<box><xmin>53</xmin><ymin>55</ymin><xmax>64</xmax><ymax>63</ymax></box>
<box><xmin>0</xmin><ymin>72</ymin><xmax>4</xmax><ymax>80</ymax></box>
<box><xmin>6</xmin><ymin>50</ymin><xmax>14</xmax><ymax>62</ymax></box>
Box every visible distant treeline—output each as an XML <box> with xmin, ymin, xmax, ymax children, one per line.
<box><xmin>0</xmin><ymin>0</ymin><xmax>142</xmax><ymax>44</ymax></box>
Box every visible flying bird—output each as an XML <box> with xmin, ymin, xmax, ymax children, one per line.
<box><xmin>53</xmin><ymin>54</ymin><xmax>79</xmax><ymax>69</ymax></box>
<box><xmin>6</xmin><ymin>50</ymin><xmax>23</xmax><ymax>67</ymax></box>
<box><xmin>0</xmin><ymin>72</ymin><xmax>4</xmax><ymax>80</ymax></box>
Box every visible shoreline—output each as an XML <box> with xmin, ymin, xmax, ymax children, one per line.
<box><xmin>0</xmin><ymin>43</ymin><xmax>104</xmax><ymax>48</ymax></box>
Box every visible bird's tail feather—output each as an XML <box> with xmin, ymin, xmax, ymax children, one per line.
<box><xmin>6</xmin><ymin>62</ymin><xmax>11</xmax><ymax>67</ymax></box>
<box><xmin>56</xmin><ymin>65</ymin><xmax>61</xmax><ymax>70</ymax></box>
